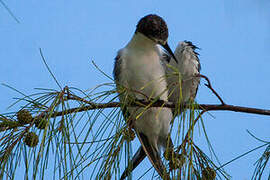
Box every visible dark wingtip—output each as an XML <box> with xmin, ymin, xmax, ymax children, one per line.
<box><xmin>183</xmin><ymin>40</ymin><xmax>200</xmax><ymax>49</ymax></box>
<box><xmin>183</xmin><ymin>40</ymin><xmax>201</xmax><ymax>56</ymax></box>
<box><xmin>120</xmin><ymin>146</ymin><xmax>146</xmax><ymax>180</ymax></box>
<box><xmin>137</xmin><ymin>133</ymin><xmax>170</xmax><ymax>179</ymax></box>
<box><xmin>182</xmin><ymin>40</ymin><xmax>201</xmax><ymax>72</ymax></box>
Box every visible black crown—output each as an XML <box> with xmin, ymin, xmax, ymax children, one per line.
<box><xmin>136</xmin><ymin>14</ymin><xmax>168</xmax><ymax>43</ymax></box>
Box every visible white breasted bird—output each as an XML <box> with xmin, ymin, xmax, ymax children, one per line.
<box><xmin>119</xmin><ymin>41</ymin><xmax>201</xmax><ymax>179</ymax></box>
<box><xmin>113</xmin><ymin>14</ymin><xmax>177</xmax><ymax>179</ymax></box>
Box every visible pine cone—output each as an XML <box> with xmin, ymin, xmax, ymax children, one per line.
<box><xmin>17</xmin><ymin>109</ymin><xmax>32</xmax><ymax>124</ymax></box>
<box><xmin>24</xmin><ymin>132</ymin><xmax>39</xmax><ymax>147</ymax></box>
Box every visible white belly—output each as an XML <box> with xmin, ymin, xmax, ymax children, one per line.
<box><xmin>120</xmin><ymin>48</ymin><xmax>172</xmax><ymax>150</ymax></box>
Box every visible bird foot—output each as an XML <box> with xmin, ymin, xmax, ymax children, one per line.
<box><xmin>163</xmin><ymin>148</ymin><xmax>186</xmax><ymax>170</ymax></box>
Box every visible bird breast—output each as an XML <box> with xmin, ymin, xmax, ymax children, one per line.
<box><xmin>124</xmin><ymin>48</ymin><xmax>169</xmax><ymax>101</ymax></box>
<box><xmin>120</xmin><ymin>46</ymin><xmax>172</xmax><ymax>150</ymax></box>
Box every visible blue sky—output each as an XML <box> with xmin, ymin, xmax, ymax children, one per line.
<box><xmin>0</xmin><ymin>0</ymin><xmax>270</xmax><ymax>179</ymax></box>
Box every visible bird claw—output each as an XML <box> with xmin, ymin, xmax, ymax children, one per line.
<box><xmin>122</xmin><ymin>128</ymin><xmax>136</xmax><ymax>142</ymax></box>
<box><xmin>164</xmin><ymin>148</ymin><xmax>186</xmax><ymax>170</ymax></box>
<box><xmin>169</xmin><ymin>153</ymin><xmax>185</xmax><ymax>170</ymax></box>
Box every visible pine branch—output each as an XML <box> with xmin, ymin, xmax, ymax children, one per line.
<box><xmin>36</xmin><ymin>101</ymin><xmax>270</xmax><ymax>119</ymax></box>
<box><xmin>1</xmin><ymin>73</ymin><xmax>269</xmax><ymax>179</ymax></box>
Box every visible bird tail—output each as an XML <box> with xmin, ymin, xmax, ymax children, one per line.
<box><xmin>120</xmin><ymin>146</ymin><xmax>146</xmax><ymax>180</ymax></box>
<box><xmin>137</xmin><ymin>133</ymin><xmax>170</xmax><ymax>180</ymax></box>
<box><xmin>120</xmin><ymin>133</ymin><xmax>172</xmax><ymax>179</ymax></box>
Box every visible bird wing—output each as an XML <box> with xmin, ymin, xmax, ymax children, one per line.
<box><xmin>175</xmin><ymin>41</ymin><xmax>201</xmax><ymax>97</ymax></box>
<box><xmin>113</xmin><ymin>49</ymin><xmax>124</xmax><ymax>84</ymax></box>
<box><xmin>159</xmin><ymin>41</ymin><xmax>201</xmax><ymax>115</ymax></box>
<box><xmin>136</xmin><ymin>132</ymin><xmax>170</xmax><ymax>180</ymax></box>
<box><xmin>120</xmin><ymin>132</ymin><xmax>170</xmax><ymax>180</ymax></box>
<box><xmin>121</xmin><ymin>134</ymin><xmax>175</xmax><ymax>180</ymax></box>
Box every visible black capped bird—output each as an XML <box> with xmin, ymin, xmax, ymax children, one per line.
<box><xmin>113</xmin><ymin>14</ymin><xmax>177</xmax><ymax>179</ymax></box>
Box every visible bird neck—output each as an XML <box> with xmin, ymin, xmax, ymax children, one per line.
<box><xmin>127</xmin><ymin>32</ymin><xmax>156</xmax><ymax>50</ymax></box>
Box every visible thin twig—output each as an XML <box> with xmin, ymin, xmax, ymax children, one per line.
<box><xmin>0</xmin><ymin>0</ymin><xmax>20</xmax><ymax>23</ymax></box>
<box><xmin>65</xmin><ymin>89</ymin><xmax>95</xmax><ymax>106</ymax></box>
<box><xmin>198</xmin><ymin>74</ymin><xmax>226</xmax><ymax>105</ymax></box>
<box><xmin>39</xmin><ymin>48</ymin><xmax>62</xmax><ymax>89</ymax></box>
<box><xmin>176</xmin><ymin>110</ymin><xmax>207</xmax><ymax>153</ymax></box>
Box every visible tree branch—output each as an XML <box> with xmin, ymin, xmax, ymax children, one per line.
<box><xmin>40</xmin><ymin>101</ymin><xmax>270</xmax><ymax>119</ymax></box>
<box><xmin>198</xmin><ymin>74</ymin><xmax>226</xmax><ymax>105</ymax></box>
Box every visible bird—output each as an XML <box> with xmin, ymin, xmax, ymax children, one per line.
<box><xmin>119</xmin><ymin>41</ymin><xmax>201</xmax><ymax>179</ymax></box>
<box><xmin>113</xmin><ymin>14</ymin><xmax>177</xmax><ymax>180</ymax></box>
<box><xmin>164</xmin><ymin>41</ymin><xmax>201</xmax><ymax>115</ymax></box>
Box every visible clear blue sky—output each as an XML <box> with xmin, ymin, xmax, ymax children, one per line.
<box><xmin>0</xmin><ymin>0</ymin><xmax>270</xmax><ymax>179</ymax></box>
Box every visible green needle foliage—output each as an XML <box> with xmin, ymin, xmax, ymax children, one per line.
<box><xmin>0</xmin><ymin>58</ymin><xmax>268</xmax><ymax>179</ymax></box>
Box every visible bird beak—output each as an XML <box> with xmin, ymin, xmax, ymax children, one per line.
<box><xmin>162</xmin><ymin>42</ymin><xmax>178</xmax><ymax>63</ymax></box>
